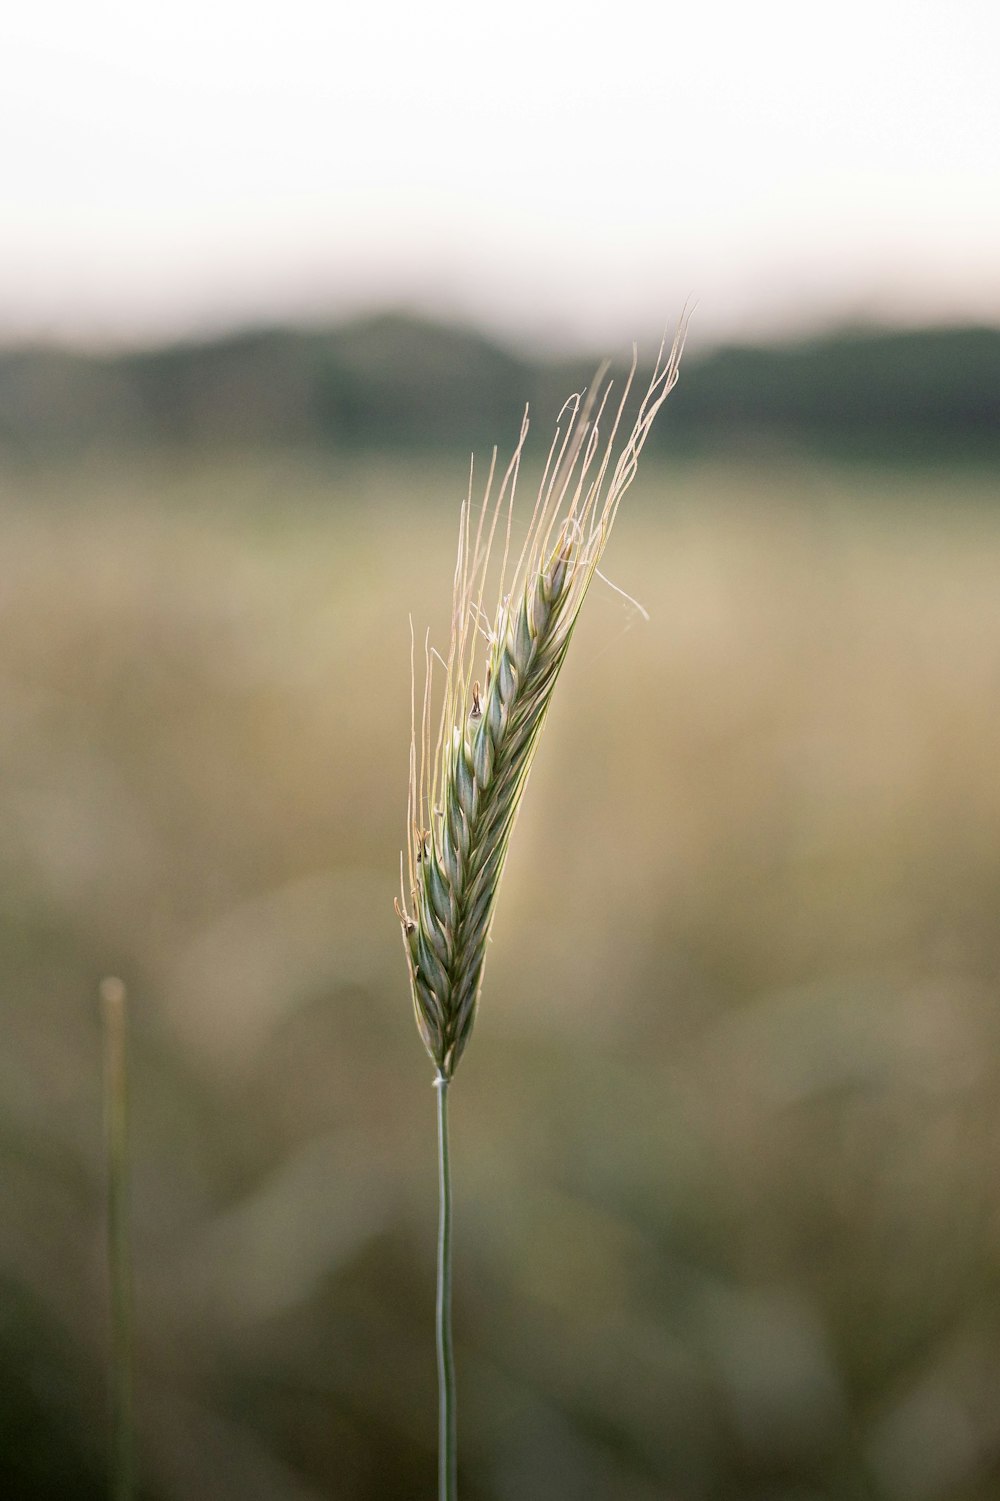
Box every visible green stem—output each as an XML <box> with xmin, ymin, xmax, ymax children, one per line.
<box><xmin>101</xmin><ymin>978</ymin><xmax>135</xmax><ymax>1501</ymax></box>
<box><xmin>435</xmin><ymin>1072</ymin><xmax>457</xmax><ymax>1501</ymax></box>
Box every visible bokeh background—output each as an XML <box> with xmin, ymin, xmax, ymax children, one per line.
<box><xmin>2</xmin><ymin>3</ymin><xmax>1000</xmax><ymax>1498</ymax></box>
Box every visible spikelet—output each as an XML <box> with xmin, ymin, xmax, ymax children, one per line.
<box><xmin>397</xmin><ymin>330</ymin><xmax>685</xmax><ymax>1078</ymax></box>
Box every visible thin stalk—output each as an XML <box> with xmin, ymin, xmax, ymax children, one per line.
<box><xmin>435</xmin><ymin>1072</ymin><xmax>457</xmax><ymax>1500</ymax></box>
<box><xmin>100</xmin><ymin>977</ymin><xmax>135</xmax><ymax>1501</ymax></box>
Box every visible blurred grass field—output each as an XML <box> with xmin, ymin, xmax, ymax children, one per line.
<box><xmin>2</xmin><ymin>452</ymin><xmax>1000</xmax><ymax>1500</ymax></box>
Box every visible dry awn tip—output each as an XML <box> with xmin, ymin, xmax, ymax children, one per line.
<box><xmin>398</xmin><ymin>328</ymin><xmax>686</xmax><ymax>1080</ymax></box>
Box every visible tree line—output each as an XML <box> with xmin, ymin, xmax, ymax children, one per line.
<box><xmin>0</xmin><ymin>313</ymin><xmax>996</xmax><ymax>463</ymax></box>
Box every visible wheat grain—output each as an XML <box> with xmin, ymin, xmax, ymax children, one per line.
<box><xmin>397</xmin><ymin>329</ymin><xmax>685</xmax><ymax>1080</ymax></box>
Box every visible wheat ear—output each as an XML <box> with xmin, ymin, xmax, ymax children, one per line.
<box><xmin>397</xmin><ymin>328</ymin><xmax>685</xmax><ymax>1081</ymax></box>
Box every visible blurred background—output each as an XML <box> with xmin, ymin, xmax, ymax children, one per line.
<box><xmin>2</xmin><ymin>3</ymin><xmax>1000</xmax><ymax>1498</ymax></box>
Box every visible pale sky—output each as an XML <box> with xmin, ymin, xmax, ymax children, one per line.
<box><xmin>2</xmin><ymin>0</ymin><xmax>998</xmax><ymax>350</ymax></box>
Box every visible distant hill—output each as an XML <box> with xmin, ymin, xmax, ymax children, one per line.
<box><xmin>677</xmin><ymin>325</ymin><xmax>1000</xmax><ymax>461</ymax></box>
<box><xmin>0</xmin><ymin>313</ymin><xmax>997</xmax><ymax>464</ymax></box>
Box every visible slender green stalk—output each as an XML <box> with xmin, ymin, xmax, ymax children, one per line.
<box><xmin>398</xmin><ymin>332</ymin><xmax>686</xmax><ymax>1494</ymax></box>
<box><xmin>100</xmin><ymin>977</ymin><xmax>135</xmax><ymax>1501</ymax></box>
<box><xmin>435</xmin><ymin>1073</ymin><xmax>457</xmax><ymax>1501</ymax></box>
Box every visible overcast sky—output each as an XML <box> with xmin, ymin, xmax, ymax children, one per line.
<box><xmin>2</xmin><ymin>0</ymin><xmax>998</xmax><ymax>351</ymax></box>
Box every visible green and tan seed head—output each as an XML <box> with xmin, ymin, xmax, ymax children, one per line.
<box><xmin>397</xmin><ymin>331</ymin><xmax>685</xmax><ymax>1079</ymax></box>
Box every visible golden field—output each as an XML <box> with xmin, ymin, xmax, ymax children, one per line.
<box><xmin>2</xmin><ymin>452</ymin><xmax>1000</xmax><ymax>1500</ymax></box>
